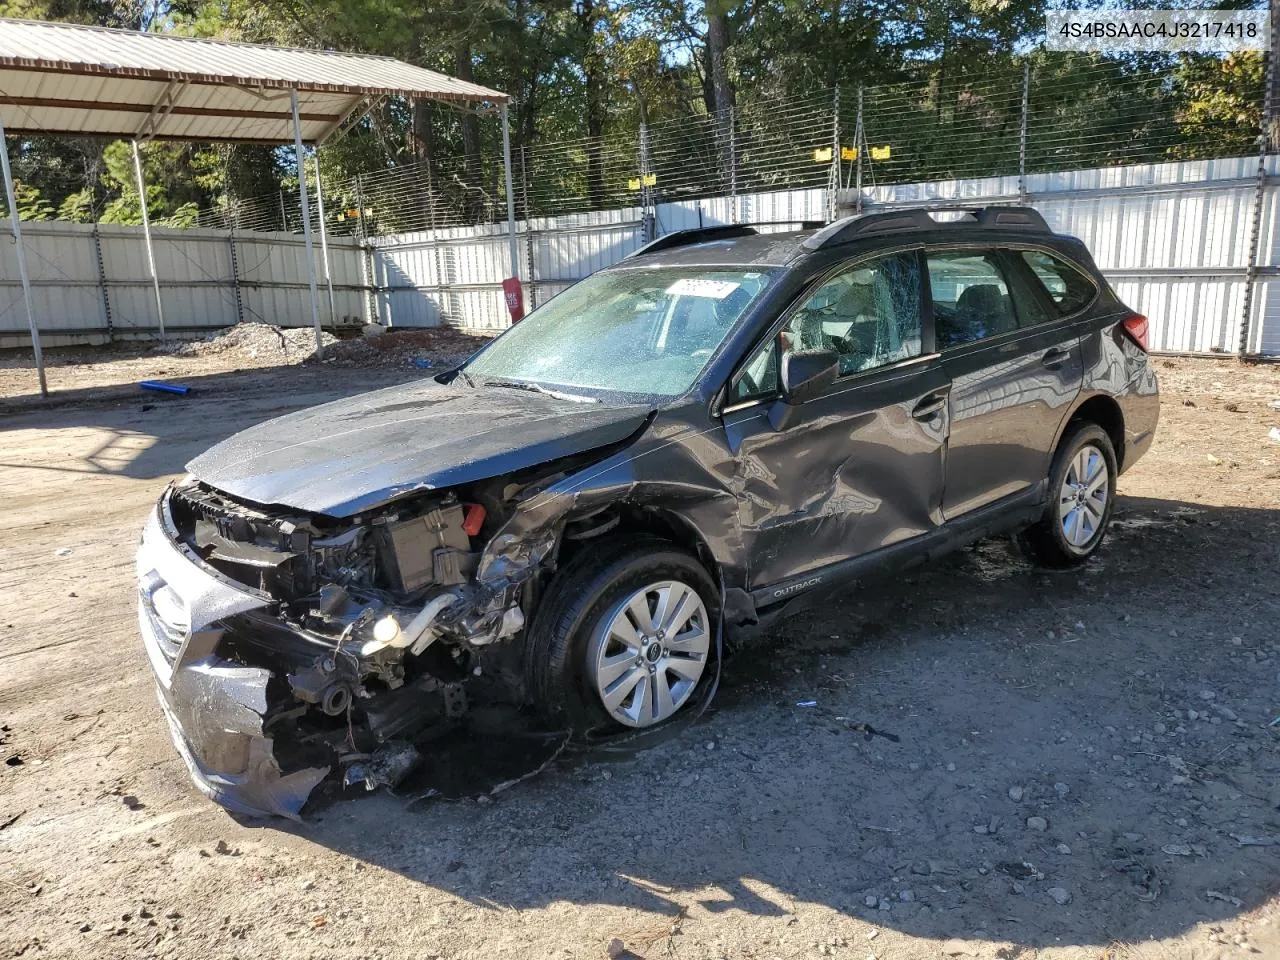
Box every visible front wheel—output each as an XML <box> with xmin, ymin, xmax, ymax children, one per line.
<box><xmin>524</xmin><ymin>536</ymin><xmax>718</xmax><ymax>732</ymax></box>
<box><xmin>1020</xmin><ymin>422</ymin><xmax>1118</xmax><ymax>567</ymax></box>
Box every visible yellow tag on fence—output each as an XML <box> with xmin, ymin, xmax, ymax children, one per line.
<box><xmin>628</xmin><ymin>178</ymin><xmax>641</xmax><ymax>191</ymax></box>
<box><xmin>643</xmin><ymin>173</ymin><xmax>656</xmax><ymax>187</ymax></box>
<box><xmin>812</xmin><ymin>147</ymin><xmax>834</xmax><ymax>163</ymax></box>
<box><xmin>870</xmin><ymin>145</ymin><xmax>892</xmax><ymax>161</ymax></box>
<box><xmin>841</xmin><ymin>146</ymin><xmax>858</xmax><ymax>161</ymax></box>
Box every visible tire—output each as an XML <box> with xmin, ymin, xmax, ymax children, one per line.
<box><xmin>525</xmin><ymin>535</ymin><xmax>719</xmax><ymax>733</ymax></box>
<box><xmin>1020</xmin><ymin>421</ymin><xmax>1118</xmax><ymax>568</ymax></box>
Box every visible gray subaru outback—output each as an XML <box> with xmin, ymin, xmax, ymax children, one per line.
<box><xmin>138</xmin><ymin>206</ymin><xmax>1158</xmax><ymax>816</ymax></box>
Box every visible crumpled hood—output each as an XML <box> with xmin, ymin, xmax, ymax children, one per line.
<box><xmin>186</xmin><ymin>378</ymin><xmax>652</xmax><ymax>516</ymax></box>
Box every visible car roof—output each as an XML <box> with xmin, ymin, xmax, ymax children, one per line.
<box><xmin>614</xmin><ymin>230</ymin><xmax>812</xmax><ymax>269</ymax></box>
<box><xmin>613</xmin><ymin>207</ymin><xmax>1068</xmax><ymax>272</ymax></box>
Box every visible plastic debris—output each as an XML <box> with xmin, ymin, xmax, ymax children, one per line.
<box><xmin>342</xmin><ymin>741</ymin><xmax>421</xmax><ymax>791</ymax></box>
<box><xmin>139</xmin><ymin>380</ymin><xmax>192</xmax><ymax>396</ymax></box>
<box><xmin>795</xmin><ymin>700</ymin><xmax>818</xmax><ymax>708</ymax></box>
<box><xmin>1268</xmin><ymin>427</ymin><xmax>1280</xmax><ymax>444</ymax></box>
<box><xmin>412</xmin><ymin>358</ymin><xmax>434</xmax><ymax>369</ymax></box>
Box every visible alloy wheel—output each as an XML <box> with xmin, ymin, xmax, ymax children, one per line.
<box><xmin>589</xmin><ymin>580</ymin><xmax>710</xmax><ymax>728</ymax></box>
<box><xmin>1059</xmin><ymin>443</ymin><xmax>1109</xmax><ymax>549</ymax></box>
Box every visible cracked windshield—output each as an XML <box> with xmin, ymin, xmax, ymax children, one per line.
<box><xmin>464</xmin><ymin>267</ymin><xmax>775</xmax><ymax>397</ymax></box>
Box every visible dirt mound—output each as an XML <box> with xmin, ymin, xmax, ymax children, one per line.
<box><xmin>170</xmin><ymin>322</ymin><xmax>338</xmax><ymax>362</ymax></box>
<box><xmin>317</xmin><ymin>326</ymin><xmax>496</xmax><ymax>370</ymax></box>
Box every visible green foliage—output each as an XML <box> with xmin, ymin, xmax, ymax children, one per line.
<box><xmin>13</xmin><ymin>183</ymin><xmax>54</xmax><ymax>221</ymax></box>
<box><xmin>3</xmin><ymin>0</ymin><xmax>1267</xmax><ymax>225</ymax></box>
<box><xmin>56</xmin><ymin>187</ymin><xmax>95</xmax><ymax>222</ymax></box>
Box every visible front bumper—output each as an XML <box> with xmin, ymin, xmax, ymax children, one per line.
<box><xmin>137</xmin><ymin>505</ymin><xmax>329</xmax><ymax>818</ymax></box>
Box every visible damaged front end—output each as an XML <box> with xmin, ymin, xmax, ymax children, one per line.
<box><xmin>138</xmin><ymin>475</ymin><xmax>545</xmax><ymax>819</ymax></box>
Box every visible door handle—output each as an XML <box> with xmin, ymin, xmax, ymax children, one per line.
<box><xmin>1042</xmin><ymin>347</ymin><xmax>1070</xmax><ymax>369</ymax></box>
<box><xmin>911</xmin><ymin>393</ymin><xmax>947</xmax><ymax>421</ymax></box>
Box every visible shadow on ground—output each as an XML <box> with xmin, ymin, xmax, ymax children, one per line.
<box><xmin>0</xmin><ymin>366</ymin><xmax>422</xmax><ymax>481</ymax></box>
<box><xmin>280</xmin><ymin>496</ymin><xmax>1280</xmax><ymax>951</ymax></box>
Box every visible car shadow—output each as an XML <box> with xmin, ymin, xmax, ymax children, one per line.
<box><xmin>273</xmin><ymin>494</ymin><xmax>1280</xmax><ymax>950</ymax></box>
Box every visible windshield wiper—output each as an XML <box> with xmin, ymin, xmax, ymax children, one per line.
<box><xmin>455</xmin><ymin>367</ymin><xmax>477</xmax><ymax>388</ymax></box>
<box><xmin>481</xmin><ymin>378</ymin><xmax>599</xmax><ymax>404</ymax></box>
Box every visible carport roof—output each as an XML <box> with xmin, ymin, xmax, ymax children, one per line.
<box><xmin>0</xmin><ymin>18</ymin><xmax>508</xmax><ymax>144</ymax></box>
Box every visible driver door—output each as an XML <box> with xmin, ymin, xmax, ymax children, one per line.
<box><xmin>721</xmin><ymin>249</ymin><xmax>951</xmax><ymax>596</ymax></box>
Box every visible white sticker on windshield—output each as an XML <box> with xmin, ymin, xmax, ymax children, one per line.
<box><xmin>665</xmin><ymin>278</ymin><xmax>741</xmax><ymax>299</ymax></box>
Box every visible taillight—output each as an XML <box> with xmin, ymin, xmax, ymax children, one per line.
<box><xmin>1122</xmin><ymin>313</ymin><xmax>1149</xmax><ymax>351</ymax></box>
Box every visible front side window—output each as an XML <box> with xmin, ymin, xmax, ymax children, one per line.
<box><xmin>927</xmin><ymin>250</ymin><xmax>1018</xmax><ymax>348</ymax></box>
<box><xmin>1021</xmin><ymin>250</ymin><xmax>1096</xmax><ymax>314</ymax></box>
<box><xmin>782</xmin><ymin>251</ymin><xmax>923</xmax><ymax>376</ymax></box>
<box><xmin>464</xmin><ymin>267</ymin><xmax>775</xmax><ymax>398</ymax></box>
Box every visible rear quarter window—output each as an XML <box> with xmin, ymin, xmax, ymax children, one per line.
<box><xmin>1020</xmin><ymin>250</ymin><xmax>1096</xmax><ymax>314</ymax></box>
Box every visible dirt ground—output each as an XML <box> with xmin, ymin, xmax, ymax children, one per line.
<box><xmin>0</xmin><ymin>324</ymin><xmax>496</xmax><ymax>409</ymax></box>
<box><xmin>0</xmin><ymin>353</ymin><xmax>1278</xmax><ymax>960</ymax></box>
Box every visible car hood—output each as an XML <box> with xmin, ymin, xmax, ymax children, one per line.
<box><xmin>186</xmin><ymin>379</ymin><xmax>652</xmax><ymax>517</ymax></box>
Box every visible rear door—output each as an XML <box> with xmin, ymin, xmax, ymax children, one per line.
<box><xmin>722</xmin><ymin>248</ymin><xmax>951</xmax><ymax>592</ymax></box>
<box><xmin>927</xmin><ymin>246</ymin><xmax>1084</xmax><ymax>519</ymax></box>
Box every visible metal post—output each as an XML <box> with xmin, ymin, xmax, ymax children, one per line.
<box><xmin>521</xmin><ymin>144</ymin><xmax>537</xmax><ymax>309</ymax></box>
<box><xmin>1018</xmin><ymin>63</ymin><xmax>1031</xmax><ymax>204</ymax></box>
<box><xmin>855</xmin><ymin>85</ymin><xmax>864</xmax><ymax>214</ymax></box>
<box><xmin>728</xmin><ymin>104</ymin><xmax>738</xmax><ymax>224</ymax></box>
<box><xmin>828</xmin><ymin>87</ymin><xmax>840</xmax><ymax>222</ymax></box>
<box><xmin>228</xmin><ymin>204</ymin><xmax>245</xmax><ymax>325</ymax></box>
<box><xmin>1240</xmin><ymin>49</ymin><xmax>1275</xmax><ymax>356</ymax></box>
<box><xmin>291</xmin><ymin>89</ymin><xmax>325</xmax><ymax>358</ymax></box>
<box><xmin>132</xmin><ymin>140</ymin><xmax>166</xmax><ymax>341</ymax></box>
<box><xmin>638</xmin><ymin>122</ymin><xmax>655</xmax><ymax>241</ymax></box>
<box><xmin>354</xmin><ymin>174</ymin><xmax>377</xmax><ymax>326</ymax></box>
<box><xmin>0</xmin><ymin>115</ymin><xmax>46</xmax><ymax>396</ymax></box>
<box><xmin>91</xmin><ymin>222</ymin><xmax>113</xmax><ymax>341</ymax></box>
<box><xmin>501</xmin><ymin>103</ymin><xmax>520</xmax><ymax>282</ymax></box>
<box><xmin>311</xmin><ymin>151</ymin><xmax>337</xmax><ymax>330</ymax></box>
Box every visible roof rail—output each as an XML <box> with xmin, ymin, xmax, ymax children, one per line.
<box><xmin>626</xmin><ymin>224</ymin><xmax>758</xmax><ymax>259</ymax></box>
<box><xmin>802</xmin><ymin>205</ymin><xmax>1050</xmax><ymax>252</ymax></box>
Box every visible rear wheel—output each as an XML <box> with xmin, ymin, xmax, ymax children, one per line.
<box><xmin>1021</xmin><ymin>422</ymin><xmax>1117</xmax><ymax>567</ymax></box>
<box><xmin>525</xmin><ymin>536</ymin><xmax>718</xmax><ymax>732</ymax></box>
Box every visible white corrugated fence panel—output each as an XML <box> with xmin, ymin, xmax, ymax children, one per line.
<box><xmin>0</xmin><ymin>221</ymin><xmax>106</xmax><ymax>340</ymax></box>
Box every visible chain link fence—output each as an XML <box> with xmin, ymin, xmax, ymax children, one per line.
<box><xmin>186</xmin><ymin>55</ymin><xmax>1263</xmax><ymax>238</ymax></box>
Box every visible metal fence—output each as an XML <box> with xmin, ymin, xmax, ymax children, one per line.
<box><xmin>0</xmin><ymin>221</ymin><xmax>368</xmax><ymax>348</ymax></box>
<box><xmin>194</xmin><ymin>57</ymin><xmax>1262</xmax><ymax>238</ymax></box>
<box><xmin>366</xmin><ymin>155</ymin><xmax>1280</xmax><ymax>357</ymax></box>
<box><xmin>6</xmin><ymin>154</ymin><xmax>1278</xmax><ymax>356</ymax></box>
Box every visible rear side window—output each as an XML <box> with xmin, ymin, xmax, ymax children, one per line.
<box><xmin>1021</xmin><ymin>250</ymin><xmax>1096</xmax><ymax>314</ymax></box>
<box><xmin>926</xmin><ymin>251</ymin><xmax>1018</xmax><ymax>349</ymax></box>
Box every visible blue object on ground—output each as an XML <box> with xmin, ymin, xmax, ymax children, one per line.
<box><xmin>412</xmin><ymin>358</ymin><xmax>434</xmax><ymax>369</ymax></box>
<box><xmin>139</xmin><ymin>380</ymin><xmax>192</xmax><ymax>396</ymax></box>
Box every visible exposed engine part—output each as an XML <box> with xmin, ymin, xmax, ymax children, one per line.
<box><xmin>361</xmin><ymin>674</ymin><xmax>467</xmax><ymax>741</ymax></box>
<box><xmin>379</xmin><ymin>504</ymin><xmax>475</xmax><ymax>590</ymax></box>
<box><xmin>320</xmin><ymin>684</ymin><xmax>351</xmax><ymax>716</ymax></box>
<box><xmin>287</xmin><ymin>662</ymin><xmax>352</xmax><ymax>716</ymax></box>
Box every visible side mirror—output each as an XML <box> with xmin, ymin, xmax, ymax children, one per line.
<box><xmin>780</xmin><ymin>349</ymin><xmax>838</xmax><ymax>405</ymax></box>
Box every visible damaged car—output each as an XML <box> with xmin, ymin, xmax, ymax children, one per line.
<box><xmin>137</xmin><ymin>206</ymin><xmax>1159</xmax><ymax>817</ymax></box>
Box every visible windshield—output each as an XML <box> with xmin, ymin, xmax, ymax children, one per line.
<box><xmin>464</xmin><ymin>267</ymin><xmax>775</xmax><ymax>397</ymax></box>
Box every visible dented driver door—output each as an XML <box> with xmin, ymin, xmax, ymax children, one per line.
<box><xmin>720</xmin><ymin>249</ymin><xmax>950</xmax><ymax>597</ymax></box>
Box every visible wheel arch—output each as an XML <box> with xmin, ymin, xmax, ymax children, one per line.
<box><xmin>1055</xmin><ymin>393</ymin><xmax>1126</xmax><ymax>470</ymax></box>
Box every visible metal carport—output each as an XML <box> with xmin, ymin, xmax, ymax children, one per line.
<box><xmin>0</xmin><ymin>18</ymin><xmax>514</xmax><ymax>396</ymax></box>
